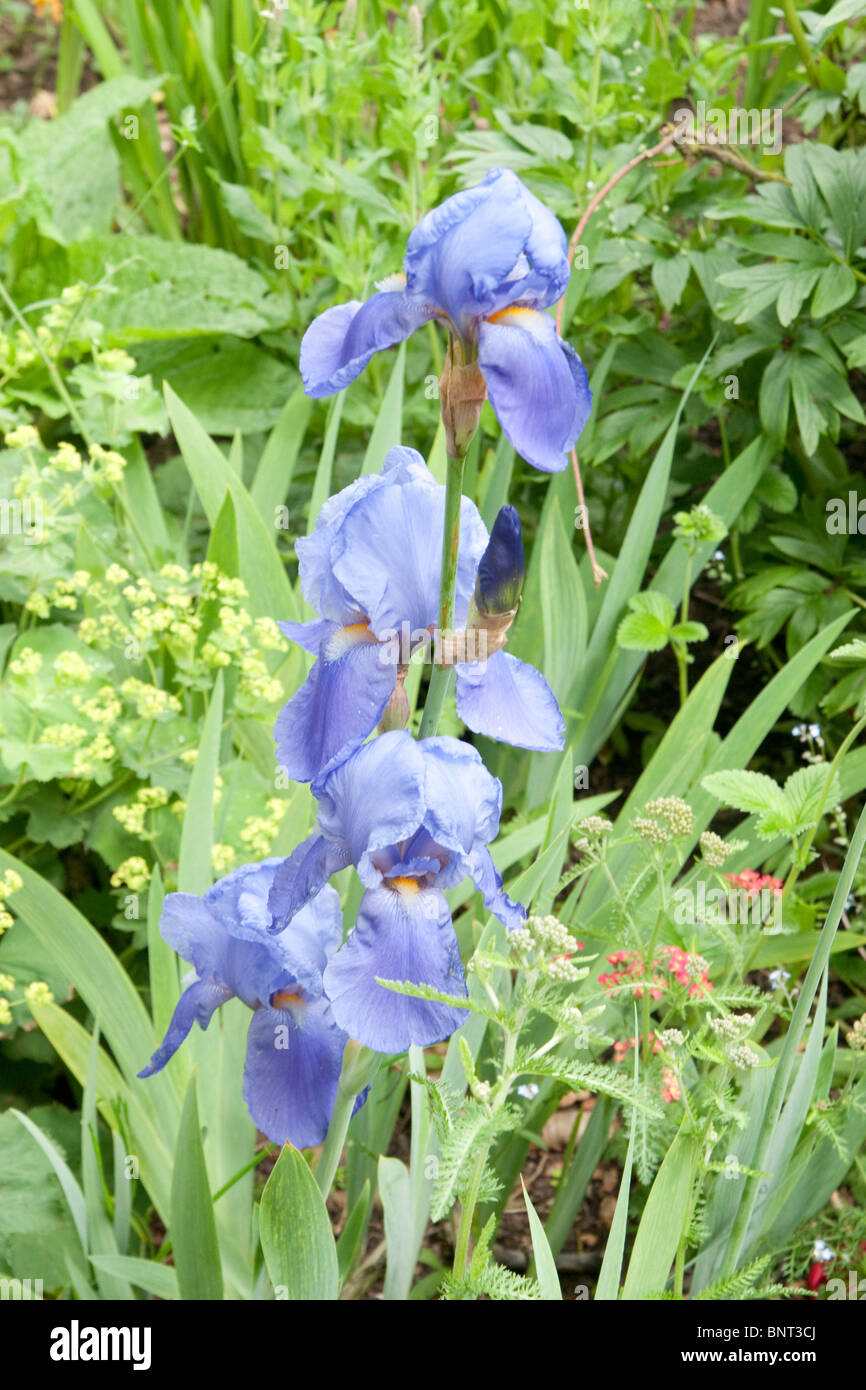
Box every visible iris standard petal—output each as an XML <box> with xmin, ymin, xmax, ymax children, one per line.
<box><xmin>137</xmin><ymin>978</ymin><xmax>230</xmax><ymax>1078</ymax></box>
<box><xmin>478</xmin><ymin>308</ymin><xmax>592</xmax><ymax>472</ymax></box>
<box><xmin>158</xmin><ymin>893</ymin><xmax>232</xmax><ymax>982</ymax></box>
<box><xmin>323</xmin><ymin>883</ymin><xmax>469</xmax><ymax>1052</ymax></box>
<box><xmin>243</xmin><ymin>998</ymin><xmax>350</xmax><ymax>1148</ymax></box>
<box><xmin>331</xmin><ymin>473</ymin><xmax>488</xmax><ymax>636</ymax></box>
<box><xmin>273</xmin><ymin>625</ymin><xmax>397</xmax><ymax>784</ymax></box>
<box><xmin>419</xmin><ymin>735</ymin><xmax>503</xmax><ymax>862</ymax></box>
<box><xmin>268</xmin><ymin>832</ymin><xmax>351</xmax><ymax>932</ymax></box>
<box><xmin>403</xmin><ymin>167</ymin><xmax>532</xmax><ymax>331</ymax></box>
<box><xmin>232</xmin><ymin>883</ymin><xmax>344</xmax><ymax>996</ymax></box>
<box><xmin>300</xmin><ymin>290</ymin><xmax>434</xmax><ymax>398</ymax></box>
<box><xmin>292</xmin><ymin>448</ymin><xmax>430</xmax><ymax>625</ymax></box>
<box><xmin>313</xmin><ymin>730</ymin><xmax>428</xmax><ymax>884</ymax></box>
<box><xmin>455</xmin><ymin>649</ymin><xmax>565</xmax><ymax>752</ymax></box>
<box><xmin>513</xmin><ymin>179</ymin><xmax>571</xmax><ymax>310</ymax></box>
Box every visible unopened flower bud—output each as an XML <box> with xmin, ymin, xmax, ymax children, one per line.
<box><xmin>439</xmin><ymin>342</ymin><xmax>487</xmax><ymax>460</ymax></box>
<box><xmin>475</xmin><ymin>506</ymin><xmax>524</xmax><ymax>615</ymax></box>
<box><xmin>378</xmin><ymin>670</ymin><xmax>410</xmax><ymax>733</ymax></box>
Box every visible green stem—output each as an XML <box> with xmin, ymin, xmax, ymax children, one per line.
<box><xmin>780</xmin><ymin>0</ymin><xmax>822</xmax><ymax>86</ymax></box>
<box><xmin>452</xmin><ymin>1016</ymin><xmax>522</xmax><ymax>1282</ymax></box>
<box><xmin>314</xmin><ymin>1084</ymin><xmax>357</xmax><ymax>1197</ymax></box>
<box><xmin>781</xmin><ymin>710</ymin><xmax>866</xmax><ymax>904</ymax></box>
<box><xmin>315</xmin><ymin>1044</ymin><xmax>379</xmax><ymax>1198</ymax></box>
<box><xmin>418</xmin><ymin>448</ymin><xmax>467</xmax><ymax>739</ymax></box>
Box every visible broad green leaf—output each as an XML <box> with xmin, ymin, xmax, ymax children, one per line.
<box><xmin>164</xmin><ymin>383</ymin><xmax>297</xmax><ymax>622</ymax></box>
<box><xmin>259</xmin><ymin>1145</ymin><xmax>339</xmax><ymax>1300</ymax></box>
<box><xmin>621</xmin><ymin>1122</ymin><xmax>697</xmax><ymax>1299</ymax></box>
<box><xmin>522</xmin><ymin>1179</ymin><xmax>561</xmax><ymax>1300</ymax></box>
<box><xmin>362</xmin><ymin>343</ymin><xmax>406</xmax><ymax>470</ymax></box>
<box><xmin>379</xmin><ymin>1156</ymin><xmax>416</xmax><ymax>1301</ymax></box>
<box><xmin>171</xmin><ymin>1076</ymin><xmax>223</xmax><ymax>1301</ymax></box>
<box><xmin>89</xmin><ymin>1255</ymin><xmax>179</xmax><ymax>1300</ymax></box>
<box><xmin>10</xmin><ymin>1108</ymin><xmax>88</xmax><ymax>1255</ymax></box>
<box><xmin>178</xmin><ymin>671</ymin><xmax>224</xmax><ymax>895</ymax></box>
<box><xmin>250</xmin><ymin>383</ymin><xmax>312</xmax><ymax>526</ymax></box>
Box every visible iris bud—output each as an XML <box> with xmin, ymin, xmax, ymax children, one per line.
<box><xmin>378</xmin><ymin>669</ymin><xmax>410</xmax><ymax>733</ymax></box>
<box><xmin>475</xmin><ymin>505</ymin><xmax>524</xmax><ymax>615</ymax></box>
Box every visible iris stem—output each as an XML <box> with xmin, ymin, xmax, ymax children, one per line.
<box><xmin>315</xmin><ymin>1042</ymin><xmax>380</xmax><ymax>1198</ymax></box>
<box><xmin>418</xmin><ymin>448</ymin><xmax>467</xmax><ymax>739</ymax></box>
<box><xmin>315</xmin><ymin>1084</ymin><xmax>357</xmax><ymax>1197</ymax></box>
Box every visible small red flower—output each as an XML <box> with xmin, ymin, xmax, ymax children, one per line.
<box><xmin>806</xmin><ymin>1262</ymin><xmax>828</xmax><ymax>1292</ymax></box>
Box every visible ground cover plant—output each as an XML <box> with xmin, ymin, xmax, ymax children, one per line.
<box><xmin>0</xmin><ymin>0</ymin><xmax>865</xmax><ymax>1307</ymax></box>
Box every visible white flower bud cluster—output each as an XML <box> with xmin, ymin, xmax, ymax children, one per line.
<box><xmin>699</xmin><ymin>831</ymin><xmax>730</xmax><ymax>868</ymax></box>
<box><xmin>548</xmin><ymin>957</ymin><xmax>581</xmax><ymax>983</ymax></box>
<box><xmin>849</xmin><ymin>1015</ymin><xmax>866</xmax><ymax>1053</ymax></box>
<box><xmin>573</xmin><ymin>816</ymin><xmax>613</xmax><ymax>854</ymax></box>
<box><xmin>728</xmin><ymin>1044</ymin><xmax>760</xmax><ymax>1070</ymax></box>
<box><xmin>635</xmin><ymin>796</ymin><xmax>694</xmax><ymax>845</ymax></box>
<box><xmin>528</xmin><ymin>914</ymin><xmax>579</xmax><ymax>954</ymax></box>
<box><xmin>657</xmin><ymin>1028</ymin><xmax>685</xmax><ymax>1050</ymax></box>
<box><xmin>508</xmin><ymin>927</ymin><xmax>532</xmax><ymax>952</ymax></box>
<box><xmin>709</xmin><ymin>1012</ymin><xmax>754</xmax><ymax>1042</ymax></box>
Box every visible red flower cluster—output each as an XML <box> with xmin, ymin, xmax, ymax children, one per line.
<box><xmin>725</xmin><ymin>869</ymin><xmax>783</xmax><ymax>896</ymax></box>
<box><xmin>661</xmin><ymin>1067</ymin><xmax>681</xmax><ymax>1104</ymax></box>
<box><xmin>600</xmin><ymin>946</ymin><xmax>713</xmax><ymax>1000</ymax></box>
<box><xmin>612</xmin><ymin>1033</ymin><xmax>661</xmax><ymax>1062</ymax></box>
<box><xmin>600</xmin><ymin>950</ymin><xmax>666</xmax><ymax>999</ymax></box>
<box><xmin>658</xmin><ymin>944</ymin><xmax>713</xmax><ymax>999</ymax></box>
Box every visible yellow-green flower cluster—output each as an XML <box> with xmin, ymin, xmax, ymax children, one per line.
<box><xmin>9</xmin><ymin>647</ymin><xmax>43</xmax><ymax>678</ymax></box>
<box><xmin>110</xmin><ymin>856</ymin><xmax>151</xmax><ymax>891</ymax></box>
<box><xmin>25</xmin><ymin>981</ymin><xmax>54</xmax><ymax>1007</ymax></box>
<box><xmin>212</xmin><ymin>843</ymin><xmax>237</xmax><ymax>875</ymax></box>
<box><xmin>55</xmin><ymin>650</ymin><xmax>94</xmax><ymax>686</ymax></box>
<box><xmin>113</xmin><ymin>786</ymin><xmax>170</xmax><ymax>837</ymax></box>
<box><xmin>239</xmin><ymin>798</ymin><xmax>288</xmax><ymax>858</ymax></box>
<box><xmin>72</xmin><ymin>732</ymin><xmax>115</xmax><ymax>779</ymax></box>
<box><xmin>4</xmin><ymin>424</ymin><xmax>41</xmax><ymax>451</ymax></box>
<box><xmin>73</xmin><ymin>686</ymin><xmax>124</xmax><ymax>725</ymax></box>
<box><xmin>0</xmin><ymin>869</ymin><xmax>23</xmax><ymax>936</ymax></box>
<box><xmin>119</xmin><ymin>677</ymin><xmax>182</xmax><ymax>720</ymax></box>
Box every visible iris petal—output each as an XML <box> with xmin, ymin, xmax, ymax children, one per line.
<box><xmin>268</xmin><ymin>832</ymin><xmax>351</xmax><ymax>932</ymax></box>
<box><xmin>466</xmin><ymin>845</ymin><xmax>526</xmax><ymax>932</ymax></box>
<box><xmin>403</xmin><ymin>168</ymin><xmax>530</xmax><ymax>330</ymax></box>
<box><xmin>243</xmin><ymin>999</ymin><xmax>351</xmax><ymax>1148</ymax></box>
<box><xmin>313</xmin><ymin>731</ymin><xmax>428</xmax><ymax>885</ymax></box>
<box><xmin>331</xmin><ymin>473</ymin><xmax>488</xmax><ymax>636</ymax></box>
<box><xmin>273</xmin><ymin>628</ymin><xmax>397</xmax><ymax>784</ymax></box>
<box><xmin>137</xmin><ymin>978</ymin><xmax>230</xmax><ymax>1078</ymax></box>
<box><xmin>455</xmin><ymin>649</ymin><xmax>565</xmax><ymax>752</ymax></box>
<box><xmin>478</xmin><ymin>308</ymin><xmax>591</xmax><ymax>472</ymax></box>
<box><xmin>300</xmin><ymin>292</ymin><xmax>434</xmax><ymax>398</ymax></box>
<box><xmin>323</xmin><ymin>884</ymin><xmax>468</xmax><ymax>1053</ymax></box>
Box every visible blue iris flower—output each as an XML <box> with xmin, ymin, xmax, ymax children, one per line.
<box><xmin>138</xmin><ymin>860</ymin><xmax>365</xmax><ymax>1148</ymax></box>
<box><xmin>267</xmin><ymin>731</ymin><xmax>525</xmax><ymax>1054</ymax></box>
<box><xmin>275</xmin><ymin>445</ymin><xmax>564</xmax><ymax>784</ymax></box>
<box><xmin>300</xmin><ymin>167</ymin><xmax>591</xmax><ymax>473</ymax></box>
